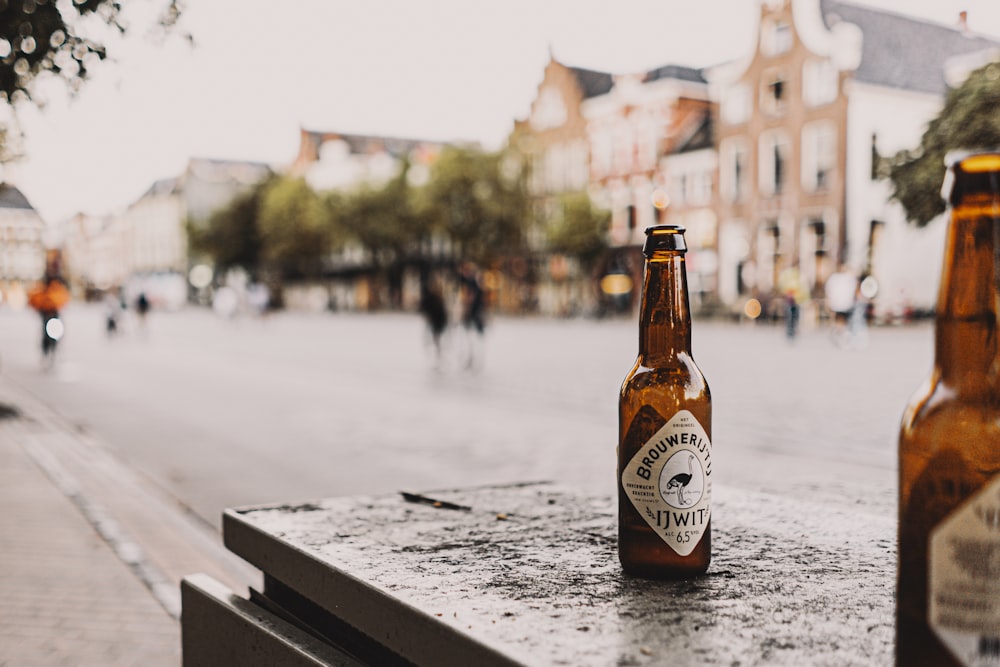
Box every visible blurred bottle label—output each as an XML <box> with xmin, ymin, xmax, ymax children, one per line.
<box><xmin>930</xmin><ymin>474</ymin><xmax>1000</xmax><ymax>666</ymax></box>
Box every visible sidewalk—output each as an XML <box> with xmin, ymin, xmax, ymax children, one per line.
<box><xmin>0</xmin><ymin>374</ymin><xmax>259</xmax><ymax>667</ymax></box>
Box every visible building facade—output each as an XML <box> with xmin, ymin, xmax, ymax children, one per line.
<box><xmin>709</xmin><ymin>0</ymin><xmax>1000</xmax><ymax>318</ymax></box>
<box><xmin>0</xmin><ymin>184</ymin><xmax>47</xmax><ymax>307</ymax></box>
<box><xmin>508</xmin><ymin>56</ymin><xmax>613</xmax><ymax>315</ymax></box>
<box><xmin>509</xmin><ymin>0</ymin><xmax>999</xmax><ymax>320</ymax></box>
<box><xmin>511</xmin><ymin>55</ymin><xmax>717</xmax><ymax>315</ymax></box>
<box><xmin>61</xmin><ymin>158</ymin><xmax>271</xmax><ymax>308</ymax></box>
<box><xmin>582</xmin><ymin>65</ymin><xmax>714</xmax><ymax>310</ymax></box>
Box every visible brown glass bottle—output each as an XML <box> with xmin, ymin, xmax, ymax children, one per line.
<box><xmin>618</xmin><ymin>224</ymin><xmax>712</xmax><ymax>578</ymax></box>
<box><xmin>897</xmin><ymin>152</ymin><xmax>1000</xmax><ymax>666</ymax></box>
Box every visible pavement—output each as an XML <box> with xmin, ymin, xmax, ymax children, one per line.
<box><xmin>0</xmin><ymin>373</ymin><xmax>259</xmax><ymax>667</ymax></box>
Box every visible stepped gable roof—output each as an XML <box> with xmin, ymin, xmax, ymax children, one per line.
<box><xmin>822</xmin><ymin>0</ymin><xmax>1000</xmax><ymax>95</ymax></box>
<box><xmin>644</xmin><ymin>64</ymin><xmax>707</xmax><ymax>85</ymax></box>
<box><xmin>0</xmin><ymin>183</ymin><xmax>34</xmax><ymax>210</ymax></box>
<box><xmin>568</xmin><ymin>66</ymin><xmax>614</xmax><ymax>99</ymax></box>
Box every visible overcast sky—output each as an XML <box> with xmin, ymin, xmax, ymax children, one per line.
<box><xmin>5</xmin><ymin>0</ymin><xmax>1000</xmax><ymax>224</ymax></box>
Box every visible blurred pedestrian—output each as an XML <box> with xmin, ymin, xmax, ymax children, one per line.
<box><xmin>849</xmin><ymin>274</ymin><xmax>871</xmax><ymax>349</ymax></box>
<box><xmin>104</xmin><ymin>289</ymin><xmax>123</xmax><ymax>337</ymax></box>
<box><xmin>27</xmin><ymin>276</ymin><xmax>70</xmax><ymax>368</ymax></box>
<box><xmin>777</xmin><ymin>266</ymin><xmax>807</xmax><ymax>341</ymax></box>
<box><xmin>248</xmin><ymin>283</ymin><xmax>270</xmax><ymax>318</ymax></box>
<box><xmin>825</xmin><ymin>265</ymin><xmax>857</xmax><ymax>347</ymax></box>
<box><xmin>458</xmin><ymin>262</ymin><xmax>486</xmax><ymax>369</ymax></box>
<box><xmin>135</xmin><ymin>291</ymin><xmax>150</xmax><ymax>335</ymax></box>
<box><xmin>418</xmin><ymin>277</ymin><xmax>449</xmax><ymax>367</ymax></box>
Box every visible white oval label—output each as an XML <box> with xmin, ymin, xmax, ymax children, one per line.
<box><xmin>621</xmin><ymin>409</ymin><xmax>712</xmax><ymax>556</ymax></box>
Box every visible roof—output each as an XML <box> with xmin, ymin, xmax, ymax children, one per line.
<box><xmin>644</xmin><ymin>64</ymin><xmax>707</xmax><ymax>85</ymax></box>
<box><xmin>0</xmin><ymin>183</ymin><xmax>34</xmax><ymax>210</ymax></box>
<box><xmin>821</xmin><ymin>0</ymin><xmax>1000</xmax><ymax>95</ymax></box>
<box><xmin>303</xmin><ymin>131</ymin><xmax>450</xmax><ymax>159</ymax></box>
<box><xmin>675</xmin><ymin>115</ymin><xmax>714</xmax><ymax>153</ymax></box>
<box><xmin>186</xmin><ymin>157</ymin><xmax>273</xmax><ymax>184</ymax></box>
<box><xmin>141</xmin><ymin>177</ymin><xmax>182</xmax><ymax>199</ymax></box>
<box><xmin>568</xmin><ymin>66</ymin><xmax>614</xmax><ymax>99</ymax></box>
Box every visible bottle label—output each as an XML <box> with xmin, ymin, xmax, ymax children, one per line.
<box><xmin>930</xmin><ymin>474</ymin><xmax>1000</xmax><ymax>666</ymax></box>
<box><xmin>621</xmin><ymin>409</ymin><xmax>712</xmax><ymax>556</ymax></box>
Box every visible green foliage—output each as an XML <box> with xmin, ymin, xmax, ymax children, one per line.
<box><xmin>258</xmin><ymin>176</ymin><xmax>331</xmax><ymax>277</ymax></box>
<box><xmin>187</xmin><ymin>184</ymin><xmax>265</xmax><ymax>279</ymax></box>
<box><xmin>0</xmin><ymin>0</ymin><xmax>183</xmax><ymax>104</ymax></box>
<box><xmin>336</xmin><ymin>160</ymin><xmax>425</xmax><ymax>265</ymax></box>
<box><xmin>888</xmin><ymin>62</ymin><xmax>1000</xmax><ymax>226</ymax></box>
<box><xmin>421</xmin><ymin>147</ymin><xmax>530</xmax><ymax>264</ymax></box>
<box><xmin>545</xmin><ymin>192</ymin><xmax>610</xmax><ymax>271</ymax></box>
<box><xmin>190</xmin><ymin>146</ymin><xmax>536</xmax><ymax>297</ymax></box>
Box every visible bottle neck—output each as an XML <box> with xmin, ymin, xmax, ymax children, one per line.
<box><xmin>638</xmin><ymin>252</ymin><xmax>692</xmax><ymax>364</ymax></box>
<box><xmin>935</xmin><ymin>194</ymin><xmax>1000</xmax><ymax>388</ymax></box>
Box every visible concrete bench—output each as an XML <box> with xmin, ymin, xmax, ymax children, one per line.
<box><xmin>181</xmin><ymin>482</ymin><xmax>894</xmax><ymax>666</ymax></box>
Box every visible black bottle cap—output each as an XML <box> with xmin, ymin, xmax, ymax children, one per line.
<box><xmin>643</xmin><ymin>225</ymin><xmax>687</xmax><ymax>257</ymax></box>
<box><xmin>943</xmin><ymin>150</ymin><xmax>1000</xmax><ymax>206</ymax></box>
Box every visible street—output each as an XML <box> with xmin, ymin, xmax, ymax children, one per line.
<box><xmin>0</xmin><ymin>303</ymin><xmax>930</xmax><ymax>529</ymax></box>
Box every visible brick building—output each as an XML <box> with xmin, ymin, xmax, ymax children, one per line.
<box><xmin>709</xmin><ymin>0</ymin><xmax>1000</xmax><ymax>318</ymax></box>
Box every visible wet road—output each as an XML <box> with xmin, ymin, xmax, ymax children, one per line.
<box><xmin>0</xmin><ymin>303</ymin><xmax>930</xmax><ymax>528</ymax></box>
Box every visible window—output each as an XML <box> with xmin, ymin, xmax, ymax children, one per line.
<box><xmin>809</xmin><ymin>219</ymin><xmax>827</xmax><ymax>256</ymax></box>
<box><xmin>759</xmin><ymin>131</ymin><xmax>790</xmax><ymax>195</ymax></box>
<box><xmin>762</xmin><ymin>69</ymin><xmax>787</xmax><ymax>115</ymax></box>
<box><xmin>688</xmin><ymin>171</ymin><xmax>712</xmax><ymax>207</ymax></box>
<box><xmin>636</xmin><ymin>113</ymin><xmax>658</xmax><ymax>170</ymax></box>
<box><xmin>801</xmin><ymin>122</ymin><xmax>837</xmax><ymax>192</ymax></box>
<box><xmin>775</xmin><ymin>143</ymin><xmax>786</xmax><ymax>192</ymax></box>
<box><xmin>773</xmin><ymin>22</ymin><xmax>793</xmax><ymax>54</ymax></box>
<box><xmin>590</xmin><ymin>125</ymin><xmax>613</xmax><ymax>178</ymax></box>
<box><xmin>671</xmin><ymin>173</ymin><xmax>686</xmax><ymax>207</ymax></box>
<box><xmin>762</xmin><ymin>19</ymin><xmax>793</xmax><ymax>56</ymax></box>
<box><xmin>720</xmin><ymin>138</ymin><xmax>749</xmax><ymax>203</ymax></box>
<box><xmin>758</xmin><ymin>222</ymin><xmax>781</xmax><ymax>292</ymax></box>
<box><xmin>721</xmin><ymin>83</ymin><xmax>751</xmax><ymax>125</ymax></box>
<box><xmin>612</xmin><ymin>120</ymin><xmax>633</xmax><ymax>174</ymax></box>
<box><xmin>770</xmin><ymin>79</ymin><xmax>785</xmax><ymax>103</ymax></box>
<box><xmin>803</xmin><ymin>59</ymin><xmax>838</xmax><ymax>106</ymax></box>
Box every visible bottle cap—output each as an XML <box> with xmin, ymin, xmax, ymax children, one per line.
<box><xmin>943</xmin><ymin>150</ymin><xmax>1000</xmax><ymax>206</ymax></box>
<box><xmin>643</xmin><ymin>225</ymin><xmax>687</xmax><ymax>256</ymax></box>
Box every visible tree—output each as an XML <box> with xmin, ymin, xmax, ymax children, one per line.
<box><xmin>421</xmin><ymin>146</ymin><xmax>529</xmax><ymax>265</ymax></box>
<box><xmin>337</xmin><ymin>161</ymin><xmax>423</xmax><ymax>267</ymax></box>
<box><xmin>1</xmin><ymin>0</ymin><xmax>183</xmax><ymax>104</ymax></box>
<box><xmin>546</xmin><ymin>192</ymin><xmax>610</xmax><ymax>272</ymax></box>
<box><xmin>888</xmin><ymin>62</ymin><xmax>1000</xmax><ymax>227</ymax></box>
<box><xmin>332</xmin><ymin>162</ymin><xmax>430</xmax><ymax>308</ymax></box>
<box><xmin>258</xmin><ymin>176</ymin><xmax>331</xmax><ymax>278</ymax></box>
<box><xmin>187</xmin><ymin>183</ymin><xmax>267</xmax><ymax>280</ymax></box>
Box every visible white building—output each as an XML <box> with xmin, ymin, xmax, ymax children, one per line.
<box><xmin>0</xmin><ymin>183</ymin><xmax>47</xmax><ymax>306</ymax></box>
<box><xmin>73</xmin><ymin>158</ymin><xmax>273</xmax><ymax>308</ymax></box>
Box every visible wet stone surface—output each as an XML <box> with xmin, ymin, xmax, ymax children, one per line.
<box><xmin>229</xmin><ymin>482</ymin><xmax>894</xmax><ymax>666</ymax></box>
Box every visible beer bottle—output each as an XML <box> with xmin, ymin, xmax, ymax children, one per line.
<box><xmin>618</xmin><ymin>224</ymin><xmax>712</xmax><ymax>578</ymax></box>
<box><xmin>897</xmin><ymin>151</ymin><xmax>1000</xmax><ymax>666</ymax></box>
